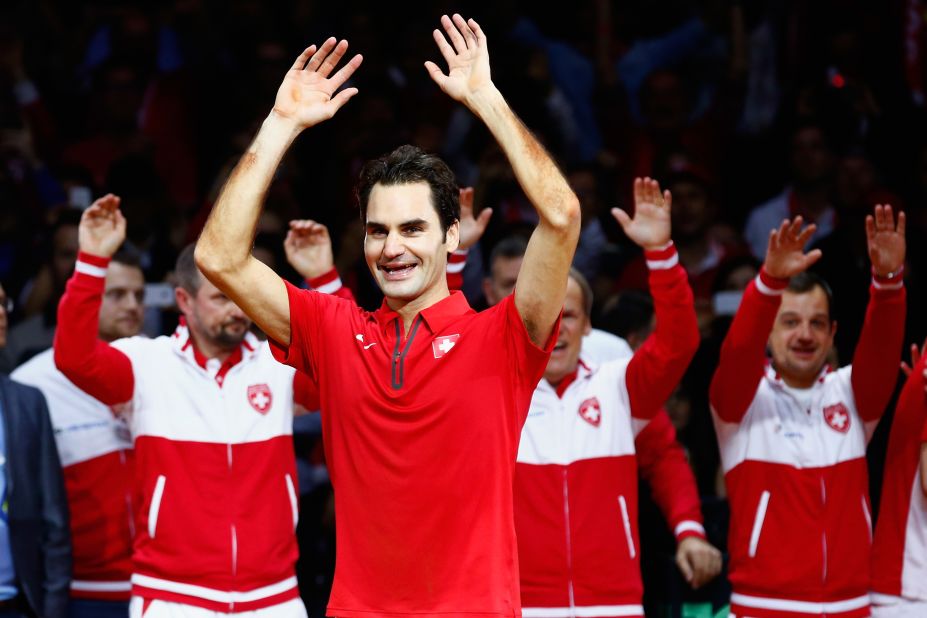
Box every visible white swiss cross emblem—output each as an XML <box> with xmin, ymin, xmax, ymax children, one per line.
<box><xmin>432</xmin><ymin>334</ymin><xmax>460</xmax><ymax>359</ymax></box>
<box><xmin>578</xmin><ymin>397</ymin><xmax>602</xmax><ymax>427</ymax></box>
<box><xmin>823</xmin><ymin>402</ymin><xmax>850</xmax><ymax>434</ymax></box>
<box><xmin>247</xmin><ymin>384</ymin><xmax>273</xmax><ymax>415</ymax></box>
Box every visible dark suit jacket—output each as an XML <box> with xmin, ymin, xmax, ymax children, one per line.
<box><xmin>0</xmin><ymin>374</ymin><xmax>70</xmax><ymax>618</ymax></box>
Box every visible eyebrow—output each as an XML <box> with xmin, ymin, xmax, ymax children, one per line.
<box><xmin>366</xmin><ymin>218</ymin><xmax>429</xmax><ymax>231</ymax></box>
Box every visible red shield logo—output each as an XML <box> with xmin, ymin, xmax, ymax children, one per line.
<box><xmin>823</xmin><ymin>403</ymin><xmax>850</xmax><ymax>433</ymax></box>
<box><xmin>578</xmin><ymin>397</ymin><xmax>602</xmax><ymax>427</ymax></box>
<box><xmin>432</xmin><ymin>334</ymin><xmax>460</xmax><ymax>359</ymax></box>
<box><xmin>247</xmin><ymin>384</ymin><xmax>273</xmax><ymax>415</ymax></box>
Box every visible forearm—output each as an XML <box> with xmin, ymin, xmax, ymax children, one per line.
<box><xmin>851</xmin><ymin>279</ymin><xmax>907</xmax><ymax>421</ymax></box>
<box><xmin>54</xmin><ymin>254</ymin><xmax>134</xmax><ymax>404</ymax></box>
<box><xmin>197</xmin><ymin>113</ymin><xmax>301</xmax><ymax>274</ymax></box>
<box><xmin>626</xmin><ymin>249</ymin><xmax>699</xmax><ymax>418</ymax></box>
<box><xmin>709</xmin><ymin>270</ymin><xmax>784</xmax><ymax>422</ymax></box>
<box><xmin>466</xmin><ymin>87</ymin><xmax>578</xmax><ymax>230</ymax></box>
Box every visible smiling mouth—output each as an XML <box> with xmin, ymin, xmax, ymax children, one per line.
<box><xmin>553</xmin><ymin>341</ymin><xmax>567</xmax><ymax>352</ymax></box>
<box><xmin>379</xmin><ymin>263</ymin><xmax>417</xmax><ymax>280</ymax></box>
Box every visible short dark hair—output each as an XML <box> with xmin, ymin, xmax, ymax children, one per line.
<box><xmin>355</xmin><ymin>145</ymin><xmax>459</xmax><ymax>235</ymax></box>
<box><xmin>488</xmin><ymin>235</ymin><xmax>528</xmax><ymax>270</ymax></box>
<box><xmin>112</xmin><ymin>243</ymin><xmax>143</xmax><ymax>270</ymax></box>
<box><xmin>569</xmin><ymin>268</ymin><xmax>593</xmax><ymax>318</ymax></box>
<box><xmin>787</xmin><ymin>272</ymin><xmax>834</xmax><ymax>320</ymax></box>
<box><xmin>175</xmin><ymin>243</ymin><xmax>202</xmax><ymax>293</ymax></box>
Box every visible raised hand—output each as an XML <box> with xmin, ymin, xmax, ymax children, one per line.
<box><xmin>284</xmin><ymin>220</ymin><xmax>334</xmax><ymax>280</ymax></box>
<box><xmin>457</xmin><ymin>186</ymin><xmax>492</xmax><ymax>250</ymax></box>
<box><xmin>900</xmin><ymin>338</ymin><xmax>927</xmax><ymax>389</ymax></box>
<box><xmin>79</xmin><ymin>194</ymin><xmax>126</xmax><ymax>258</ymax></box>
<box><xmin>611</xmin><ymin>177</ymin><xmax>672</xmax><ymax>250</ymax></box>
<box><xmin>763</xmin><ymin>217</ymin><xmax>822</xmax><ymax>279</ymax></box>
<box><xmin>272</xmin><ymin>38</ymin><xmax>363</xmax><ymax>130</ymax></box>
<box><xmin>424</xmin><ymin>14</ymin><xmax>493</xmax><ymax>104</ymax></box>
<box><xmin>866</xmin><ymin>204</ymin><xmax>906</xmax><ymax>277</ymax></box>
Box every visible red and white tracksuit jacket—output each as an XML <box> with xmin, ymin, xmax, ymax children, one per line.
<box><xmin>12</xmin><ymin>348</ymin><xmax>135</xmax><ymax>601</ymax></box>
<box><xmin>710</xmin><ymin>268</ymin><xmax>906</xmax><ymax>618</ymax></box>
<box><xmin>54</xmin><ymin>252</ymin><xmax>318</xmax><ymax>613</ymax></box>
<box><xmin>514</xmin><ymin>245</ymin><xmax>701</xmax><ymax>618</ymax></box>
<box><xmin>870</xmin><ymin>351</ymin><xmax>927</xmax><ymax>606</ymax></box>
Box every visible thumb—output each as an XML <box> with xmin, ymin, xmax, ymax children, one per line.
<box><xmin>424</xmin><ymin>61</ymin><xmax>446</xmax><ymax>88</ymax></box>
<box><xmin>675</xmin><ymin>550</ymin><xmax>694</xmax><ymax>583</ymax></box>
<box><xmin>476</xmin><ymin>208</ymin><xmax>493</xmax><ymax>231</ymax></box>
<box><xmin>611</xmin><ymin>207</ymin><xmax>632</xmax><ymax>231</ymax></box>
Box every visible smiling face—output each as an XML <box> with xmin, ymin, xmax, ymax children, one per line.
<box><xmin>98</xmin><ymin>262</ymin><xmax>145</xmax><ymax>342</ymax></box>
<box><xmin>544</xmin><ymin>276</ymin><xmax>591</xmax><ymax>385</ymax></box>
<box><xmin>364</xmin><ymin>182</ymin><xmax>459</xmax><ymax>309</ymax></box>
<box><xmin>768</xmin><ymin>287</ymin><xmax>836</xmax><ymax>388</ymax></box>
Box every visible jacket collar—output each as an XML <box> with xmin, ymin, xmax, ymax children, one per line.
<box><xmin>373</xmin><ymin>291</ymin><xmax>473</xmax><ymax>334</ymax></box>
<box><xmin>764</xmin><ymin>360</ymin><xmax>832</xmax><ymax>388</ymax></box>
<box><xmin>170</xmin><ymin>318</ymin><xmax>259</xmax><ymax>372</ymax></box>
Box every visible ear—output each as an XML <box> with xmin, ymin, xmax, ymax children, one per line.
<box><xmin>830</xmin><ymin>320</ymin><xmax>838</xmax><ymax>338</ymax></box>
<box><xmin>445</xmin><ymin>220</ymin><xmax>460</xmax><ymax>253</ymax></box>
<box><xmin>175</xmin><ymin>287</ymin><xmax>192</xmax><ymax>316</ymax></box>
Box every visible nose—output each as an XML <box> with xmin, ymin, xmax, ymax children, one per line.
<box><xmin>796</xmin><ymin>321</ymin><xmax>814</xmax><ymax>341</ymax></box>
<box><xmin>383</xmin><ymin>230</ymin><xmax>404</xmax><ymax>260</ymax></box>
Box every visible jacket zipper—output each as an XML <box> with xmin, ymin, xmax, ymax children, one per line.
<box><xmin>391</xmin><ymin>316</ymin><xmax>423</xmax><ymax>389</ymax></box>
<box><xmin>748</xmin><ymin>490</ymin><xmax>770</xmax><ymax>558</ymax></box>
<box><xmin>820</xmin><ymin>477</ymin><xmax>827</xmax><ymax>584</ymax></box>
<box><xmin>562</xmin><ymin>469</ymin><xmax>575</xmax><ymax>612</ymax></box>
<box><xmin>618</xmin><ymin>495</ymin><xmax>636</xmax><ymax>559</ymax></box>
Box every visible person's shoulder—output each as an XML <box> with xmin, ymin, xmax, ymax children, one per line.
<box><xmin>1</xmin><ymin>373</ymin><xmax>47</xmax><ymax>405</ymax></box>
<box><xmin>10</xmin><ymin>347</ymin><xmax>55</xmax><ymax>380</ymax></box>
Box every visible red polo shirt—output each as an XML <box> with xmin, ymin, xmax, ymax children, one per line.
<box><xmin>271</xmin><ymin>282</ymin><xmax>556</xmax><ymax>617</ymax></box>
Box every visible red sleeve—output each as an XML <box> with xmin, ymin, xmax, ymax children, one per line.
<box><xmin>922</xmin><ymin>416</ymin><xmax>927</xmax><ymax>443</ymax></box>
<box><xmin>626</xmin><ymin>244</ymin><xmax>700</xmax><ymax>420</ymax></box>
<box><xmin>446</xmin><ymin>249</ymin><xmax>468</xmax><ymax>292</ymax></box>
<box><xmin>635</xmin><ymin>410</ymin><xmax>705</xmax><ymax>541</ymax></box>
<box><xmin>306</xmin><ymin>268</ymin><xmax>356</xmax><ymax>303</ymax></box>
<box><xmin>292</xmin><ymin>370</ymin><xmax>321</xmax><ymax>412</ymax></box>
<box><xmin>709</xmin><ymin>268</ymin><xmax>787</xmax><ymax>423</ymax></box>
<box><xmin>53</xmin><ymin>252</ymin><xmax>134</xmax><ymax>406</ymax></box>
<box><xmin>850</xmin><ymin>276</ymin><xmax>907</xmax><ymax>422</ymax></box>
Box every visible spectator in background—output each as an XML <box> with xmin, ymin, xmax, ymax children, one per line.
<box><xmin>13</xmin><ymin>245</ymin><xmax>144</xmax><ymax>618</ymax></box>
<box><xmin>0</xmin><ymin>282</ymin><xmax>71</xmax><ymax>618</ymax></box>
<box><xmin>870</xmin><ymin>340</ymin><xmax>927</xmax><ymax>617</ymax></box>
<box><xmin>710</xmin><ymin>207</ymin><xmax>905</xmax><ymax>618</ymax></box>
<box><xmin>1</xmin><ymin>209</ymin><xmax>81</xmax><ymax>372</ymax></box>
<box><xmin>744</xmin><ymin>120</ymin><xmax>836</xmax><ymax>260</ymax></box>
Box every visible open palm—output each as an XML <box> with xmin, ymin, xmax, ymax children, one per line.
<box><xmin>273</xmin><ymin>38</ymin><xmax>363</xmax><ymax>130</ymax></box>
<box><xmin>284</xmin><ymin>220</ymin><xmax>334</xmax><ymax>280</ymax></box>
<box><xmin>424</xmin><ymin>14</ymin><xmax>492</xmax><ymax>103</ymax></box>
<box><xmin>866</xmin><ymin>204</ymin><xmax>906</xmax><ymax>277</ymax></box>
<box><xmin>763</xmin><ymin>217</ymin><xmax>821</xmax><ymax>279</ymax></box>
<box><xmin>612</xmin><ymin>177</ymin><xmax>672</xmax><ymax>250</ymax></box>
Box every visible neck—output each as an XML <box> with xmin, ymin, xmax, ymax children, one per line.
<box><xmin>386</xmin><ymin>282</ymin><xmax>451</xmax><ymax>335</ymax></box>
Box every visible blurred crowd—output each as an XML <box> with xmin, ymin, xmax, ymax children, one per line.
<box><xmin>2</xmin><ymin>0</ymin><xmax>927</xmax><ymax>615</ymax></box>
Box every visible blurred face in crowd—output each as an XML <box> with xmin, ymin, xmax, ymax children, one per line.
<box><xmin>52</xmin><ymin>223</ymin><xmax>79</xmax><ymax>286</ymax></box>
<box><xmin>670</xmin><ymin>179</ymin><xmax>712</xmax><ymax>242</ymax></box>
<box><xmin>484</xmin><ymin>255</ymin><xmax>523</xmax><ymax>307</ymax></box>
<box><xmin>364</xmin><ymin>182</ymin><xmax>459</xmax><ymax>308</ymax></box>
<box><xmin>834</xmin><ymin>154</ymin><xmax>876</xmax><ymax>214</ymax></box>
<box><xmin>98</xmin><ymin>262</ymin><xmax>145</xmax><ymax>342</ymax></box>
<box><xmin>768</xmin><ymin>287</ymin><xmax>836</xmax><ymax>388</ymax></box>
<box><xmin>545</xmin><ymin>276</ymin><xmax>591</xmax><ymax>385</ymax></box>
<box><xmin>0</xmin><ymin>283</ymin><xmax>8</xmax><ymax>348</ymax></box>
<box><xmin>641</xmin><ymin>70</ymin><xmax>688</xmax><ymax>133</ymax></box>
<box><xmin>790</xmin><ymin>126</ymin><xmax>834</xmax><ymax>188</ymax></box>
<box><xmin>176</xmin><ymin>275</ymin><xmax>251</xmax><ymax>351</ymax></box>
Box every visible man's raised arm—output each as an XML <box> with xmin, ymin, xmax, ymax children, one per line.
<box><xmin>195</xmin><ymin>38</ymin><xmax>362</xmax><ymax>346</ymax></box>
<box><xmin>425</xmin><ymin>14</ymin><xmax>580</xmax><ymax>346</ymax></box>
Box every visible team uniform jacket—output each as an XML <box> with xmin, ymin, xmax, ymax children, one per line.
<box><xmin>514</xmin><ymin>244</ymin><xmax>701</xmax><ymax>618</ymax></box>
<box><xmin>710</xmin><ymin>268</ymin><xmax>906</xmax><ymax>618</ymax></box>
<box><xmin>870</xmin><ymin>351</ymin><xmax>927</xmax><ymax>608</ymax></box>
<box><xmin>13</xmin><ymin>349</ymin><xmax>135</xmax><ymax>601</ymax></box>
<box><xmin>54</xmin><ymin>252</ymin><xmax>317</xmax><ymax>613</ymax></box>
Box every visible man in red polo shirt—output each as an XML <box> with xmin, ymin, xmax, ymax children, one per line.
<box><xmin>194</xmin><ymin>13</ymin><xmax>580</xmax><ymax>618</ymax></box>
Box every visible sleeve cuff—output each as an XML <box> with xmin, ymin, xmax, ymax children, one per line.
<box><xmin>674</xmin><ymin>520</ymin><xmax>707</xmax><ymax>541</ymax></box>
<box><xmin>644</xmin><ymin>242</ymin><xmax>679</xmax><ymax>270</ymax></box>
<box><xmin>755</xmin><ymin>267</ymin><xmax>789</xmax><ymax>296</ymax></box>
<box><xmin>75</xmin><ymin>252</ymin><xmax>111</xmax><ymax>278</ymax></box>
<box><xmin>872</xmin><ymin>266</ymin><xmax>905</xmax><ymax>291</ymax></box>
<box><xmin>306</xmin><ymin>268</ymin><xmax>343</xmax><ymax>295</ymax></box>
<box><xmin>447</xmin><ymin>249</ymin><xmax>468</xmax><ymax>274</ymax></box>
